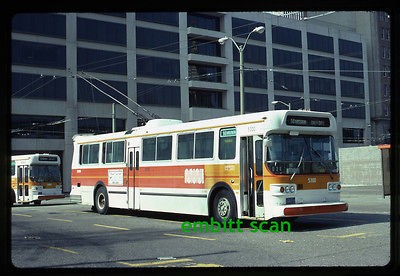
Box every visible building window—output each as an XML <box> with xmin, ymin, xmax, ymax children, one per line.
<box><xmin>383</xmin><ymin>83</ymin><xmax>389</xmax><ymax>97</ymax></box>
<box><xmin>232</xmin><ymin>18</ymin><xmax>265</xmax><ymax>42</ymax></box>
<box><xmin>12</xmin><ymin>40</ymin><xmax>66</xmax><ymax>69</ymax></box>
<box><xmin>12</xmin><ymin>73</ymin><xmax>66</xmax><ymax>100</ymax></box>
<box><xmin>77</xmin><ymin>48</ymin><xmax>126</xmax><ymax>75</ymax></box>
<box><xmin>340</xmin><ymin>60</ymin><xmax>364</xmax><ymax>79</ymax></box>
<box><xmin>343</xmin><ymin>128</ymin><xmax>364</xmax><ymax>144</ymax></box>
<box><xmin>273</xmin><ymin>72</ymin><xmax>303</xmax><ymax>92</ymax></box>
<box><xmin>98</xmin><ymin>13</ymin><xmax>126</xmax><ymax>18</ymax></box>
<box><xmin>273</xmin><ymin>49</ymin><xmax>302</xmax><ymax>70</ymax></box>
<box><xmin>136</xmin><ymin>27</ymin><xmax>179</xmax><ymax>53</ymax></box>
<box><xmin>11</xmin><ymin>115</ymin><xmax>65</xmax><ymax>139</ymax></box>
<box><xmin>340</xmin><ymin>80</ymin><xmax>364</xmax><ymax>98</ymax></box>
<box><xmin>234</xmin><ymin>92</ymin><xmax>268</xmax><ymax>113</ymax></box>
<box><xmin>341</xmin><ymin>102</ymin><xmax>365</xmax><ymax>119</ymax></box>
<box><xmin>308</xmin><ymin>54</ymin><xmax>334</xmax><ymax>75</ymax></box>
<box><xmin>339</xmin><ymin>39</ymin><xmax>363</xmax><ymax>59</ymax></box>
<box><xmin>188</xmin><ymin>38</ymin><xmax>221</xmax><ymax>56</ymax></box>
<box><xmin>307</xmin><ymin>32</ymin><xmax>333</xmax><ymax>53</ymax></box>
<box><xmin>137</xmin><ymin>83</ymin><xmax>180</xmax><ymax>107</ymax></box>
<box><xmin>309</xmin><ymin>76</ymin><xmax>335</xmax><ymax>96</ymax></box>
<box><xmin>234</xmin><ymin>67</ymin><xmax>267</xmax><ymax>89</ymax></box>
<box><xmin>136</xmin><ymin>12</ymin><xmax>179</xmax><ymax>26</ymax></box>
<box><xmin>77</xmin><ymin>18</ymin><xmax>126</xmax><ymax>46</ymax></box>
<box><xmin>273</xmin><ymin>95</ymin><xmax>304</xmax><ymax>110</ymax></box>
<box><xmin>78</xmin><ymin>117</ymin><xmax>125</xmax><ymax>134</ymax></box>
<box><xmin>188</xmin><ymin>13</ymin><xmax>220</xmax><ymax>31</ymax></box>
<box><xmin>272</xmin><ymin>25</ymin><xmax>301</xmax><ymax>48</ymax></box>
<box><xmin>189</xmin><ymin>64</ymin><xmax>222</xmax><ymax>82</ymax></box>
<box><xmin>310</xmin><ymin>99</ymin><xmax>337</xmax><ymax>117</ymax></box>
<box><xmin>12</xmin><ymin>13</ymin><xmax>66</xmax><ymax>38</ymax></box>
<box><xmin>189</xmin><ymin>89</ymin><xmax>222</xmax><ymax>109</ymax></box>
<box><xmin>137</xmin><ymin>55</ymin><xmax>180</xmax><ymax>79</ymax></box>
<box><xmin>233</xmin><ymin>44</ymin><xmax>266</xmax><ymax>65</ymax></box>
<box><xmin>77</xmin><ymin>79</ymin><xmax>127</xmax><ymax>104</ymax></box>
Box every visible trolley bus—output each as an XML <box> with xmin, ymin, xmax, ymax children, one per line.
<box><xmin>11</xmin><ymin>153</ymin><xmax>65</xmax><ymax>205</ymax></box>
<box><xmin>70</xmin><ymin>110</ymin><xmax>348</xmax><ymax>222</ymax></box>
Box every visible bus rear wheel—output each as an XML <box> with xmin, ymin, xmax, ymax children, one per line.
<box><xmin>212</xmin><ymin>189</ymin><xmax>237</xmax><ymax>223</ymax></box>
<box><xmin>95</xmin><ymin>186</ymin><xmax>109</xmax><ymax>214</ymax></box>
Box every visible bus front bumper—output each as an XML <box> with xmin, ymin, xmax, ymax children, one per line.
<box><xmin>37</xmin><ymin>194</ymin><xmax>65</xmax><ymax>201</ymax></box>
<box><xmin>272</xmin><ymin>202</ymin><xmax>348</xmax><ymax>218</ymax></box>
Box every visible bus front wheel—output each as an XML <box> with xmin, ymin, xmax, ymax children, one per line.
<box><xmin>94</xmin><ymin>186</ymin><xmax>109</xmax><ymax>214</ymax></box>
<box><xmin>212</xmin><ymin>189</ymin><xmax>237</xmax><ymax>223</ymax></box>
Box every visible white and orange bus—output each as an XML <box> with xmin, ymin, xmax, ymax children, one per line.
<box><xmin>11</xmin><ymin>153</ymin><xmax>65</xmax><ymax>205</ymax></box>
<box><xmin>70</xmin><ymin>110</ymin><xmax>347</xmax><ymax>222</ymax></box>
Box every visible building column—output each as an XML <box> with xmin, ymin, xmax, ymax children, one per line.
<box><xmin>178</xmin><ymin>13</ymin><xmax>190</xmax><ymax>122</ymax></box>
<box><xmin>265</xmin><ymin>14</ymin><xmax>275</xmax><ymax>110</ymax></box>
<box><xmin>126</xmin><ymin>13</ymin><xmax>138</xmax><ymax>128</ymax></box>
<box><xmin>221</xmin><ymin>13</ymin><xmax>235</xmax><ymax>115</ymax></box>
<box><xmin>332</xmin><ymin>29</ymin><xmax>343</xmax><ymax>148</ymax></box>
<box><xmin>301</xmin><ymin>22</ymin><xmax>310</xmax><ymax>110</ymax></box>
<box><xmin>64</xmin><ymin>13</ymin><xmax>78</xmax><ymax>193</ymax></box>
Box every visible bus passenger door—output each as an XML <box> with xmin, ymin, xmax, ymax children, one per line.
<box><xmin>127</xmin><ymin>147</ymin><xmax>139</xmax><ymax>209</ymax></box>
<box><xmin>17</xmin><ymin>165</ymin><xmax>29</xmax><ymax>202</ymax></box>
<box><xmin>240</xmin><ymin>136</ymin><xmax>264</xmax><ymax>218</ymax></box>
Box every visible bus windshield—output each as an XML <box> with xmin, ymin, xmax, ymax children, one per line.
<box><xmin>30</xmin><ymin>165</ymin><xmax>61</xmax><ymax>182</ymax></box>
<box><xmin>266</xmin><ymin>134</ymin><xmax>338</xmax><ymax>175</ymax></box>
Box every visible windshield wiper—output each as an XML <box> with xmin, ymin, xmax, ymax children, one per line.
<box><xmin>290</xmin><ymin>146</ymin><xmax>304</xmax><ymax>181</ymax></box>
<box><xmin>310</xmin><ymin>146</ymin><xmax>333</xmax><ymax>179</ymax></box>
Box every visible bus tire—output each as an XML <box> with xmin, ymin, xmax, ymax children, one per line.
<box><xmin>33</xmin><ymin>200</ymin><xmax>41</xmax><ymax>206</ymax></box>
<box><xmin>212</xmin><ymin>189</ymin><xmax>237</xmax><ymax>224</ymax></box>
<box><xmin>94</xmin><ymin>186</ymin><xmax>109</xmax><ymax>215</ymax></box>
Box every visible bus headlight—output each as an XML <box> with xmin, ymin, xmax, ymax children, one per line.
<box><xmin>273</xmin><ymin>184</ymin><xmax>296</xmax><ymax>195</ymax></box>
<box><xmin>327</xmin><ymin>182</ymin><xmax>340</xmax><ymax>192</ymax></box>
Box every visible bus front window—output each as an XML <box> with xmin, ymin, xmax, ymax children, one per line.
<box><xmin>266</xmin><ymin>134</ymin><xmax>338</xmax><ymax>175</ymax></box>
<box><xmin>30</xmin><ymin>165</ymin><xmax>61</xmax><ymax>182</ymax></box>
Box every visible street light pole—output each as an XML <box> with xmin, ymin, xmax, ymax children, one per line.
<box><xmin>239</xmin><ymin>45</ymin><xmax>244</xmax><ymax>115</ymax></box>
<box><xmin>218</xmin><ymin>26</ymin><xmax>265</xmax><ymax>115</ymax></box>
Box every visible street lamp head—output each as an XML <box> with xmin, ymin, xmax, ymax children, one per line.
<box><xmin>253</xmin><ymin>26</ymin><xmax>265</xmax><ymax>34</ymax></box>
<box><xmin>271</xmin><ymin>101</ymin><xmax>279</xmax><ymax>105</ymax></box>
<box><xmin>218</xmin><ymin>36</ymin><xmax>229</xmax><ymax>45</ymax></box>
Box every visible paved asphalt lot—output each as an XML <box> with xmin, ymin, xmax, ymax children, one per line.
<box><xmin>9</xmin><ymin>185</ymin><xmax>393</xmax><ymax>272</ymax></box>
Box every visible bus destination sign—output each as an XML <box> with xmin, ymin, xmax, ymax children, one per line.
<box><xmin>39</xmin><ymin>156</ymin><xmax>58</xmax><ymax>162</ymax></box>
<box><xmin>286</xmin><ymin>115</ymin><xmax>330</xmax><ymax>127</ymax></box>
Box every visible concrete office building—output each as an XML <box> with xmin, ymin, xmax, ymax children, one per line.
<box><xmin>11</xmin><ymin>12</ymin><xmax>370</xmax><ymax>192</ymax></box>
<box><xmin>270</xmin><ymin>11</ymin><xmax>391</xmax><ymax>145</ymax></box>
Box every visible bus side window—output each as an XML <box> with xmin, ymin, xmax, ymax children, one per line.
<box><xmin>135</xmin><ymin>151</ymin><xmax>140</xmax><ymax>170</ymax></box>
<box><xmin>17</xmin><ymin>167</ymin><xmax>22</xmax><ymax>183</ymax></box>
<box><xmin>11</xmin><ymin>161</ymin><xmax>15</xmax><ymax>176</ymax></box>
<box><xmin>255</xmin><ymin>140</ymin><xmax>263</xmax><ymax>176</ymax></box>
<box><xmin>24</xmin><ymin>167</ymin><xmax>29</xmax><ymax>183</ymax></box>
